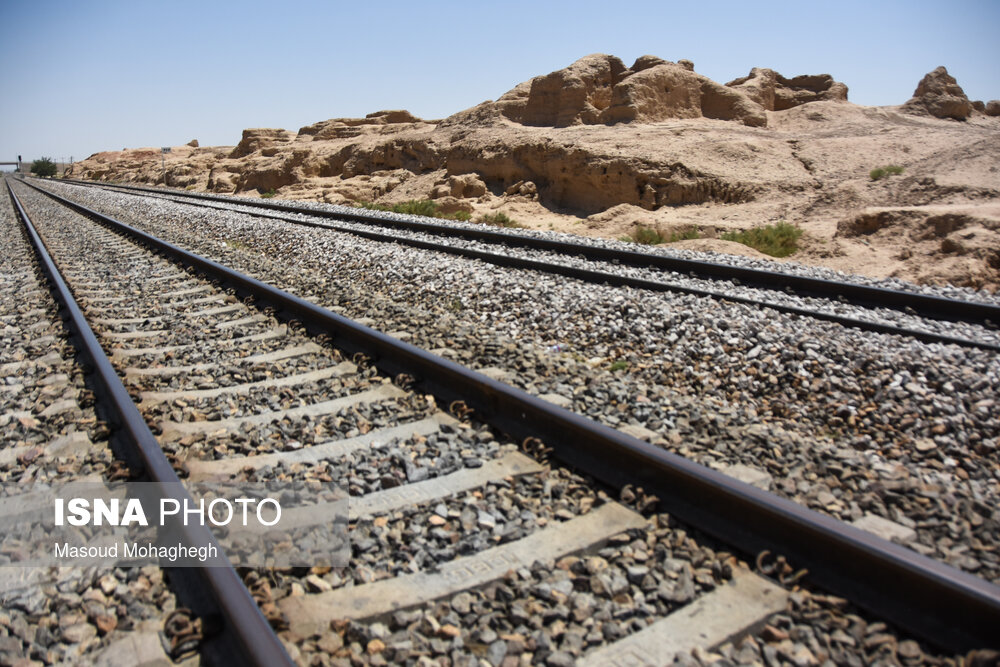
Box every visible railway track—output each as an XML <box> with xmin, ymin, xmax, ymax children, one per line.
<box><xmin>5</xmin><ymin>178</ymin><xmax>293</xmax><ymax>666</ymax></box>
<box><xmin>0</xmin><ymin>183</ymin><xmax>176</xmax><ymax>666</ymax></box>
<box><xmin>7</xmin><ymin>179</ymin><xmax>789</xmax><ymax>664</ymax></box>
<box><xmin>57</xmin><ymin>177</ymin><xmax>1000</xmax><ymax>352</ymax></box>
<box><xmin>6</xmin><ymin>175</ymin><xmax>1000</xmax><ymax>665</ymax></box>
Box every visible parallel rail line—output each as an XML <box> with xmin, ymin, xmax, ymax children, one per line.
<box><xmin>58</xmin><ymin>177</ymin><xmax>1000</xmax><ymax>340</ymax></box>
<box><xmin>13</xmin><ymin>178</ymin><xmax>1000</xmax><ymax>653</ymax></box>
<box><xmin>6</xmin><ymin>180</ymin><xmax>295</xmax><ymax>666</ymax></box>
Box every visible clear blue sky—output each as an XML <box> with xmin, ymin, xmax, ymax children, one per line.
<box><xmin>2</xmin><ymin>0</ymin><xmax>998</xmax><ymax>168</ymax></box>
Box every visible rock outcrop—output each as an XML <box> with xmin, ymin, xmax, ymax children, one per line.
<box><xmin>902</xmin><ymin>66</ymin><xmax>972</xmax><ymax>120</ymax></box>
<box><xmin>726</xmin><ymin>68</ymin><xmax>848</xmax><ymax>110</ymax></box>
<box><xmin>230</xmin><ymin>129</ymin><xmax>293</xmax><ymax>158</ymax></box>
<box><xmin>986</xmin><ymin>101</ymin><xmax>1000</xmax><ymax>117</ymax></box>
<box><xmin>489</xmin><ymin>55</ymin><xmax>847</xmax><ymax>129</ymax></box>
<box><xmin>430</xmin><ymin>173</ymin><xmax>487</xmax><ymax>200</ymax></box>
<box><xmin>298</xmin><ymin>110</ymin><xmax>427</xmax><ymax>141</ymax></box>
<box><xmin>442</xmin><ymin>139</ymin><xmax>753</xmax><ymax>212</ymax></box>
<box><xmin>494</xmin><ymin>54</ymin><xmax>769</xmax><ymax>127</ymax></box>
<box><xmin>498</xmin><ymin>54</ymin><xmax>628</xmax><ymax>127</ymax></box>
<box><xmin>599</xmin><ymin>60</ymin><xmax>767</xmax><ymax>127</ymax></box>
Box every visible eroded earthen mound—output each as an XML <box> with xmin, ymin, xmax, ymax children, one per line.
<box><xmin>902</xmin><ymin>66</ymin><xmax>973</xmax><ymax>120</ymax></box>
<box><xmin>230</xmin><ymin>129</ymin><xmax>293</xmax><ymax>159</ymax></box>
<box><xmin>726</xmin><ymin>68</ymin><xmax>848</xmax><ymax>111</ymax></box>
<box><xmin>298</xmin><ymin>110</ymin><xmax>428</xmax><ymax>141</ymax></box>
<box><xmin>488</xmin><ymin>54</ymin><xmax>846</xmax><ymax>128</ymax></box>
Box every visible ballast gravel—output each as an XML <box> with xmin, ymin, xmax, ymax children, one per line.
<box><xmin>0</xmin><ymin>181</ymin><xmax>180</xmax><ymax>666</ymax></box>
<box><xmin>34</xmin><ymin>179</ymin><xmax>1000</xmax><ymax>587</ymax></box>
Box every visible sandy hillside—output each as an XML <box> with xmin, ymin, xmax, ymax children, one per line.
<box><xmin>68</xmin><ymin>55</ymin><xmax>1000</xmax><ymax>291</ymax></box>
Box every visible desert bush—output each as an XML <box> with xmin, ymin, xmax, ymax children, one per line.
<box><xmin>620</xmin><ymin>225</ymin><xmax>668</xmax><ymax>245</ymax></box>
<box><xmin>30</xmin><ymin>157</ymin><xmax>57</xmax><ymax>177</ymax></box>
<box><xmin>870</xmin><ymin>165</ymin><xmax>905</xmax><ymax>181</ymax></box>
<box><xmin>721</xmin><ymin>221</ymin><xmax>803</xmax><ymax>257</ymax></box>
<box><xmin>476</xmin><ymin>211</ymin><xmax>520</xmax><ymax>228</ymax></box>
<box><xmin>666</xmin><ymin>227</ymin><xmax>700</xmax><ymax>242</ymax></box>
<box><xmin>620</xmin><ymin>225</ymin><xmax>700</xmax><ymax>245</ymax></box>
<box><xmin>357</xmin><ymin>200</ymin><xmax>437</xmax><ymax>216</ymax></box>
<box><xmin>356</xmin><ymin>199</ymin><xmax>473</xmax><ymax>221</ymax></box>
<box><xmin>391</xmin><ymin>200</ymin><xmax>440</xmax><ymax>217</ymax></box>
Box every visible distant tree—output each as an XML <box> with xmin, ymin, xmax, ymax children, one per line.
<box><xmin>31</xmin><ymin>157</ymin><xmax>57</xmax><ymax>177</ymax></box>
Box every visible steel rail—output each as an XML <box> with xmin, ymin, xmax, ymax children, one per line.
<box><xmin>60</xmin><ymin>177</ymin><xmax>1000</xmax><ymax>328</ymax></box>
<box><xmin>25</xmin><ymin>178</ymin><xmax>1000</xmax><ymax>652</ymax></box>
<box><xmin>6</xmin><ymin>179</ymin><xmax>295</xmax><ymax>667</ymax></box>
<box><xmin>47</xmin><ymin>179</ymin><xmax>1000</xmax><ymax>352</ymax></box>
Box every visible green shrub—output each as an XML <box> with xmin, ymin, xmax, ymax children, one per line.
<box><xmin>620</xmin><ymin>226</ymin><xmax>701</xmax><ymax>244</ymax></box>
<box><xmin>620</xmin><ymin>225</ymin><xmax>668</xmax><ymax>245</ymax></box>
<box><xmin>720</xmin><ymin>221</ymin><xmax>803</xmax><ymax>258</ymax></box>
<box><xmin>357</xmin><ymin>200</ymin><xmax>437</xmax><ymax>216</ymax></box>
<box><xmin>392</xmin><ymin>200</ymin><xmax>440</xmax><ymax>217</ymax></box>
<box><xmin>666</xmin><ymin>227</ymin><xmax>700</xmax><ymax>242</ymax></box>
<box><xmin>870</xmin><ymin>165</ymin><xmax>904</xmax><ymax>181</ymax></box>
<box><xmin>476</xmin><ymin>211</ymin><xmax>520</xmax><ymax>228</ymax></box>
<box><xmin>356</xmin><ymin>199</ymin><xmax>474</xmax><ymax>221</ymax></box>
<box><xmin>30</xmin><ymin>157</ymin><xmax>57</xmax><ymax>178</ymax></box>
<box><xmin>260</xmin><ymin>188</ymin><xmax>276</xmax><ymax>198</ymax></box>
